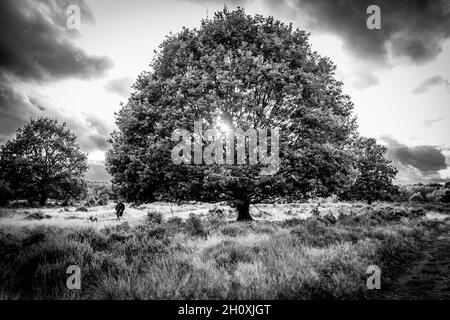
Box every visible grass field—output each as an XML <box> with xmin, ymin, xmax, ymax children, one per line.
<box><xmin>0</xmin><ymin>201</ymin><xmax>448</xmax><ymax>299</ymax></box>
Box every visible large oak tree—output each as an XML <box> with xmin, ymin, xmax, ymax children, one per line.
<box><xmin>107</xmin><ymin>8</ymin><xmax>384</xmax><ymax>220</ymax></box>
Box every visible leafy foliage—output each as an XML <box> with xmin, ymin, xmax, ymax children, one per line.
<box><xmin>409</xmin><ymin>192</ymin><xmax>424</xmax><ymax>203</ymax></box>
<box><xmin>341</xmin><ymin>137</ymin><xmax>398</xmax><ymax>203</ymax></box>
<box><xmin>83</xmin><ymin>181</ymin><xmax>114</xmax><ymax>206</ymax></box>
<box><xmin>0</xmin><ymin>118</ymin><xmax>88</xmax><ymax>205</ymax></box>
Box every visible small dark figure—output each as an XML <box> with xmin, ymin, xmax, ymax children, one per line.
<box><xmin>115</xmin><ymin>201</ymin><xmax>125</xmax><ymax>220</ymax></box>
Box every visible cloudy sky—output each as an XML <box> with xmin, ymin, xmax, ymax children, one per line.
<box><xmin>1</xmin><ymin>0</ymin><xmax>449</xmax><ymax>183</ymax></box>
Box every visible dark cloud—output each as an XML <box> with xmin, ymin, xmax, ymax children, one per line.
<box><xmin>104</xmin><ymin>77</ymin><xmax>134</xmax><ymax>98</ymax></box>
<box><xmin>80</xmin><ymin>114</ymin><xmax>112</xmax><ymax>152</ymax></box>
<box><xmin>380</xmin><ymin>135</ymin><xmax>448</xmax><ymax>184</ymax></box>
<box><xmin>0</xmin><ymin>82</ymin><xmax>37</xmax><ymax>138</ymax></box>
<box><xmin>86</xmin><ymin>161</ymin><xmax>111</xmax><ymax>181</ymax></box>
<box><xmin>186</xmin><ymin>0</ymin><xmax>450</xmax><ymax>89</ymax></box>
<box><xmin>395</xmin><ymin>146</ymin><xmax>446</xmax><ymax>173</ymax></box>
<box><xmin>0</xmin><ymin>82</ymin><xmax>112</xmax><ymax>153</ymax></box>
<box><xmin>264</xmin><ymin>0</ymin><xmax>450</xmax><ymax>66</ymax></box>
<box><xmin>413</xmin><ymin>76</ymin><xmax>449</xmax><ymax>94</ymax></box>
<box><xmin>0</xmin><ymin>0</ymin><xmax>112</xmax><ymax>82</ymax></box>
<box><xmin>0</xmin><ymin>0</ymin><xmax>114</xmax><ymax>154</ymax></box>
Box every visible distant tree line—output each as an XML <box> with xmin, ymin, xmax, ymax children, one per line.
<box><xmin>400</xmin><ymin>183</ymin><xmax>450</xmax><ymax>203</ymax></box>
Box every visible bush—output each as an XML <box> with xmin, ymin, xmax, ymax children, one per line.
<box><xmin>442</xmin><ymin>188</ymin><xmax>450</xmax><ymax>203</ymax></box>
<box><xmin>185</xmin><ymin>214</ymin><xmax>207</xmax><ymax>238</ymax></box>
<box><xmin>202</xmin><ymin>241</ymin><xmax>256</xmax><ymax>273</ymax></box>
<box><xmin>409</xmin><ymin>192</ymin><xmax>424</xmax><ymax>202</ymax></box>
<box><xmin>97</xmin><ymin>194</ymin><xmax>110</xmax><ymax>206</ymax></box>
<box><xmin>76</xmin><ymin>206</ymin><xmax>89</xmax><ymax>212</ymax></box>
<box><xmin>290</xmin><ymin>218</ymin><xmax>347</xmax><ymax>247</ymax></box>
<box><xmin>147</xmin><ymin>211</ymin><xmax>163</xmax><ymax>224</ymax></box>
<box><xmin>84</xmin><ymin>197</ymin><xmax>97</xmax><ymax>207</ymax></box>
<box><xmin>321</xmin><ymin>212</ymin><xmax>337</xmax><ymax>225</ymax></box>
<box><xmin>428</xmin><ymin>188</ymin><xmax>450</xmax><ymax>203</ymax></box>
<box><xmin>207</xmin><ymin>207</ymin><xmax>226</xmax><ymax>224</ymax></box>
<box><xmin>66</xmin><ymin>228</ymin><xmax>109</xmax><ymax>251</ymax></box>
<box><xmin>147</xmin><ymin>227</ymin><xmax>166</xmax><ymax>239</ymax></box>
<box><xmin>219</xmin><ymin>223</ymin><xmax>248</xmax><ymax>237</ymax></box>
<box><xmin>310</xmin><ymin>205</ymin><xmax>320</xmax><ymax>217</ymax></box>
<box><xmin>167</xmin><ymin>216</ymin><xmax>182</xmax><ymax>225</ymax></box>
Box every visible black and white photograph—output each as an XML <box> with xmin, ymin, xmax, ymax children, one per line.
<box><xmin>0</xmin><ymin>0</ymin><xmax>449</xmax><ymax>310</ymax></box>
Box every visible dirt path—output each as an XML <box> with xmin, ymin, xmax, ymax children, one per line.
<box><xmin>379</xmin><ymin>219</ymin><xmax>450</xmax><ymax>299</ymax></box>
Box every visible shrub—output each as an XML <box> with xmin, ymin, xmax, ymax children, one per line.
<box><xmin>281</xmin><ymin>218</ymin><xmax>303</xmax><ymax>227</ymax></box>
<box><xmin>425</xmin><ymin>191</ymin><xmax>438</xmax><ymax>203</ymax></box>
<box><xmin>21</xmin><ymin>232</ymin><xmax>46</xmax><ymax>247</ymax></box>
<box><xmin>207</xmin><ymin>207</ymin><xmax>226</xmax><ymax>224</ymax></box>
<box><xmin>76</xmin><ymin>206</ymin><xmax>89</xmax><ymax>212</ymax></box>
<box><xmin>321</xmin><ymin>212</ymin><xmax>337</xmax><ymax>225</ymax></box>
<box><xmin>442</xmin><ymin>188</ymin><xmax>450</xmax><ymax>203</ymax></box>
<box><xmin>66</xmin><ymin>228</ymin><xmax>109</xmax><ymax>251</ymax></box>
<box><xmin>147</xmin><ymin>211</ymin><xmax>163</xmax><ymax>224</ymax></box>
<box><xmin>97</xmin><ymin>194</ymin><xmax>110</xmax><ymax>206</ymax></box>
<box><xmin>202</xmin><ymin>241</ymin><xmax>256</xmax><ymax>273</ymax></box>
<box><xmin>409</xmin><ymin>192</ymin><xmax>424</xmax><ymax>202</ymax></box>
<box><xmin>109</xmin><ymin>232</ymin><xmax>132</xmax><ymax>242</ymax></box>
<box><xmin>84</xmin><ymin>197</ymin><xmax>97</xmax><ymax>207</ymax></box>
<box><xmin>185</xmin><ymin>214</ymin><xmax>207</xmax><ymax>238</ymax></box>
<box><xmin>147</xmin><ymin>227</ymin><xmax>166</xmax><ymax>239</ymax></box>
<box><xmin>219</xmin><ymin>223</ymin><xmax>248</xmax><ymax>237</ymax></box>
<box><xmin>289</xmin><ymin>218</ymin><xmax>348</xmax><ymax>247</ymax></box>
<box><xmin>167</xmin><ymin>216</ymin><xmax>182</xmax><ymax>225</ymax></box>
<box><xmin>428</xmin><ymin>188</ymin><xmax>450</xmax><ymax>203</ymax></box>
<box><xmin>310</xmin><ymin>205</ymin><xmax>320</xmax><ymax>217</ymax></box>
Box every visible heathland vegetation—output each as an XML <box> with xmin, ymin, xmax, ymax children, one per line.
<box><xmin>0</xmin><ymin>201</ymin><xmax>447</xmax><ymax>299</ymax></box>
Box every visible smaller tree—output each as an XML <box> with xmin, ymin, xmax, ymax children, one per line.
<box><xmin>0</xmin><ymin>118</ymin><xmax>88</xmax><ymax>205</ymax></box>
<box><xmin>342</xmin><ymin>137</ymin><xmax>398</xmax><ymax>204</ymax></box>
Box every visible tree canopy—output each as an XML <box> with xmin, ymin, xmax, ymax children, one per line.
<box><xmin>341</xmin><ymin>137</ymin><xmax>398</xmax><ymax>204</ymax></box>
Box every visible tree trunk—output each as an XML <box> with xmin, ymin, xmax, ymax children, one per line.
<box><xmin>39</xmin><ymin>194</ymin><xmax>47</xmax><ymax>206</ymax></box>
<box><xmin>235</xmin><ymin>200</ymin><xmax>252</xmax><ymax>221</ymax></box>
